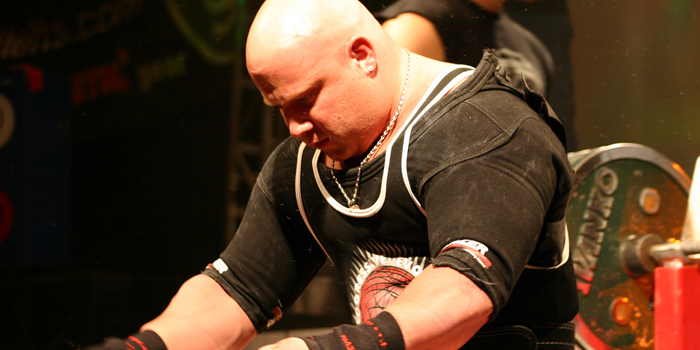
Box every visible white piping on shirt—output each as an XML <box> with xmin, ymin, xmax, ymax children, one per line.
<box><xmin>400</xmin><ymin>69</ymin><xmax>475</xmax><ymax>215</ymax></box>
<box><xmin>524</xmin><ymin>223</ymin><xmax>571</xmax><ymax>270</ymax></box>
<box><xmin>309</xmin><ymin>66</ymin><xmax>475</xmax><ymax>218</ymax></box>
<box><xmin>295</xmin><ymin>142</ymin><xmax>335</xmax><ymax>265</ymax></box>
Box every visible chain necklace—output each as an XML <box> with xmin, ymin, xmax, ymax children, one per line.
<box><xmin>331</xmin><ymin>49</ymin><xmax>411</xmax><ymax>210</ymax></box>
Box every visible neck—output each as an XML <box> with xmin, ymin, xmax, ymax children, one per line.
<box><xmin>342</xmin><ymin>130</ymin><xmax>388</xmax><ymax>169</ymax></box>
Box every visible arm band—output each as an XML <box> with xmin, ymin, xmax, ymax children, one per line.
<box><xmin>82</xmin><ymin>330</ymin><xmax>167</xmax><ymax>350</ymax></box>
<box><xmin>302</xmin><ymin>311</ymin><xmax>404</xmax><ymax>350</ymax></box>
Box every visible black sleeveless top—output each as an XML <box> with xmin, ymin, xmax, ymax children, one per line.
<box><xmin>204</xmin><ymin>53</ymin><xmax>577</xmax><ymax>340</ymax></box>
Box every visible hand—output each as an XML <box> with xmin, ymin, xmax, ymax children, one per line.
<box><xmin>259</xmin><ymin>337</ymin><xmax>309</xmax><ymax>350</ymax></box>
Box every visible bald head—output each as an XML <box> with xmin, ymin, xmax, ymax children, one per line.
<box><xmin>246</xmin><ymin>0</ymin><xmax>395</xmax><ymax>77</ymax></box>
<box><xmin>249</xmin><ymin>0</ymin><xmax>363</xmax><ymax>50</ymax></box>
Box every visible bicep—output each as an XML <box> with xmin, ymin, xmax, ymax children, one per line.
<box><xmin>422</xmin><ymin>151</ymin><xmax>556</xmax><ymax>315</ymax></box>
<box><xmin>381</xmin><ymin>13</ymin><xmax>446</xmax><ymax>61</ymax></box>
<box><xmin>425</xmin><ymin>157</ymin><xmax>549</xmax><ymax>260</ymax></box>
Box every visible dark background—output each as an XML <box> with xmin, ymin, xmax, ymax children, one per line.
<box><xmin>0</xmin><ymin>0</ymin><xmax>698</xmax><ymax>349</ymax></box>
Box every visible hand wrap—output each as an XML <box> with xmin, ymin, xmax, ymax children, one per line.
<box><xmin>302</xmin><ymin>311</ymin><xmax>404</xmax><ymax>350</ymax></box>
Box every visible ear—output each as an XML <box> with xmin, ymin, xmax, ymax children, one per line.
<box><xmin>347</xmin><ymin>36</ymin><xmax>377</xmax><ymax>75</ymax></box>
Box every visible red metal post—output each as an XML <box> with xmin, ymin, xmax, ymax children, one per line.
<box><xmin>655</xmin><ymin>265</ymin><xmax>700</xmax><ymax>350</ymax></box>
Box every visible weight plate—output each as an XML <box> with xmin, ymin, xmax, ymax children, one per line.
<box><xmin>566</xmin><ymin>143</ymin><xmax>691</xmax><ymax>350</ymax></box>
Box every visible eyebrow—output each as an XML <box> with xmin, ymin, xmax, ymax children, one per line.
<box><xmin>293</xmin><ymin>80</ymin><xmax>323</xmax><ymax>102</ymax></box>
<box><xmin>263</xmin><ymin>80</ymin><xmax>322</xmax><ymax>108</ymax></box>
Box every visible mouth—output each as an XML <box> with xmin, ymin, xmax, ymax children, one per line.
<box><xmin>318</xmin><ymin>139</ymin><xmax>332</xmax><ymax>150</ymax></box>
<box><xmin>309</xmin><ymin>138</ymin><xmax>329</xmax><ymax>150</ymax></box>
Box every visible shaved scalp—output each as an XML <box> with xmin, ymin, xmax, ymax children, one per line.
<box><xmin>246</xmin><ymin>0</ymin><xmax>390</xmax><ymax>73</ymax></box>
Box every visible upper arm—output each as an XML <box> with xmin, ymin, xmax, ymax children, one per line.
<box><xmin>381</xmin><ymin>13</ymin><xmax>447</xmax><ymax>61</ymax></box>
<box><xmin>209</xmin><ymin>146</ymin><xmax>327</xmax><ymax>332</ymax></box>
<box><xmin>421</xmin><ymin>124</ymin><xmax>561</xmax><ymax>317</ymax></box>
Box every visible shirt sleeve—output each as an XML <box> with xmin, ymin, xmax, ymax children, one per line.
<box><xmin>202</xmin><ymin>139</ymin><xmax>327</xmax><ymax>332</ymax></box>
<box><xmin>424</xmin><ymin>118</ymin><xmax>564</xmax><ymax>320</ymax></box>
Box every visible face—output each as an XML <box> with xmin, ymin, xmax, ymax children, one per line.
<box><xmin>249</xmin><ymin>45</ymin><xmax>387</xmax><ymax>161</ymax></box>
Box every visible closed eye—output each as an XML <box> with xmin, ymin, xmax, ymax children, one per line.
<box><xmin>298</xmin><ymin>92</ymin><xmax>314</xmax><ymax>103</ymax></box>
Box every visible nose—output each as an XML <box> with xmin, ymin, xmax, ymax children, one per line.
<box><xmin>288</xmin><ymin>119</ymin><xmax>314</xmax><ymax>139</ymax></box>
<box><xmin>284</xmin><ymin>110</ymin><xmax>314</xmax><ymax>139</ymax></box>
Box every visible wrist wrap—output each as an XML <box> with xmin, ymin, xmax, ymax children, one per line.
<box><xmin>83</xmin><ymin>330</ymin><xmax>167</xmax><ymax>350</ymax></box>
<box><xmin>302</xmin><ymin>311</ymin><xmax>404</xmax><ymax>350</ymax></box>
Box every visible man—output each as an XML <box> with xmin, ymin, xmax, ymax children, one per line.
<box><xmin>377</xmin><ymin>0</ymin><xmax>554</xmax><ymax>97</ymax></box>
<box><xmin>85</xmin><ymin>0</ymin><xmax>577</xmax><ymax>349</ymax></box>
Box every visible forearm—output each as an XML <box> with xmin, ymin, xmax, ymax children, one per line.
<box><xmin>142</xmin><ymin>274</ymin><xmax>257</xmax><ymax>350</ymax></box>
<box><xmin>384</xmin><ymin>265</ymin><xmax>492</xmax><ymax>350</ymax></box>
<box><xmin>285</xmin><ymin>265</ymin><xmax>492</xmax><ymax>350</ymax></box>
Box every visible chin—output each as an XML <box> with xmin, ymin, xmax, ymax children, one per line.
<box><xmin>319</xmin><ymin>145</ymin><xmax>347</xmax><ymax>160</ymax></box>
<box><xmin>324</xmin><ymin>152</ymin><xmax>346</xmax><ymax>162</ymax></box>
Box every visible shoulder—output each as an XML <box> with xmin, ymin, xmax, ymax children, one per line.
<box><xmin>257</xmin><ymin>137</ymin><xmax>303</xmax><ymax>196</ymax></box>
<box><xmin>412</xmin><ymin>57</ymin><xmax>540</xmax><ymax>154</ymax></box>
<box><xmin>414</xmin><ymin>86</ymin><xmax>540</xmax><ymax>159</ymax></box>
<box><xmin>405</xmin><ymin>63</ymin><xmax>566</xmax><ymax>184</ymax></box>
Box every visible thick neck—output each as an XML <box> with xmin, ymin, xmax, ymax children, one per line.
<box><xmin>327</xmin><ymin>49</ymin><xmax>415</xmax><ymax>170</ymax></box>
<box><xmin>327</xmin><ymin>55</ymin><xmax>456</xmax><ymax>169</ymax></box>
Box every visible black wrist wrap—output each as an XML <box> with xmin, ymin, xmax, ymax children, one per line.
<box><xmin>83</xmin><ymin>330</ymin><xmax>167</xmax><ymax>350</ymax></box>
<box><xmin>302</xmin><ymin>311</ymin><xmax>405</xmax><ymax>350</ymax></box>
